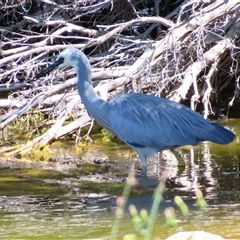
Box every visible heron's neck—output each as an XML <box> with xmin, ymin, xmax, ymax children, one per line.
<box><xmin>77</xmin><ymin>74</ymin><xmax>108</xmax><ymax>120</ymax></box>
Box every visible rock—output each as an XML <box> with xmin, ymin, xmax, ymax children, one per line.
<box><xmin>165</xmin><ymin>231</ymin><xmax>226</xmax><ymax>240</ymax></box>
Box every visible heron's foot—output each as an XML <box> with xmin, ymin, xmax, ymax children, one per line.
<box><xmin>140</xmin><ymin>165</ymin><xmax>147</xmax><ymax>177</ymax></box>
<box><xmin>136</xmin><ymin>166</ymin><xmax>159</xmax><ymax>188</ymax></box>
<box><xmin>137</xmin><ymin>175</ymin><xmax>159</xmax><ymax>188</ymax></box>
<box><xmin>177</xmin><ymin>158</ymin><xmax>185</xmax><ymax>167</ymax></box>
<box><xmin>171</xmin><ymin>149</ymin><xmax>186</xmax><ymax>167</ymax></box>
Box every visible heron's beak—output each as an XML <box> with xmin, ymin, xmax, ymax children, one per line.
<box><xmin>35</xmin><ymin>57</ymin><xmax>64</xmax><ymax>79</ymax></box>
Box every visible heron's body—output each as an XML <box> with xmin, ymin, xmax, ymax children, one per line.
<box><xmin>37</xmin><ymin>47</ymin><xmax>235</xmax><ymax>174</ymax></box>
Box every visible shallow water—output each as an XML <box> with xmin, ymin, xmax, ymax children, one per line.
<box><xmin>0</xmin><ymin>195</ymin><xmax>240</xmax><ymax>239</ymax></box>
<box><xmin>0</xmin><ymin>120</ymin><xmax>239</xmax><ymax>239</ymax></box>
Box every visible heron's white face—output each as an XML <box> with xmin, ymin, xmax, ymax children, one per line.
<box><xmin>56</xmin><ymin>48</ymin><xmax>80</xmax><ymax>69</ymax></box>
<box><xmin>56</xmin><ymin>56</ymin><xmax>67</xmax><ymax>69</ymax></box>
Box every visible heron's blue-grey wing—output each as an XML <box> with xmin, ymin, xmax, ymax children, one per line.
<box><xmin>106</xmin><ymin>93</ymin><xmax>234</xmax><ymax>150</ymax></box>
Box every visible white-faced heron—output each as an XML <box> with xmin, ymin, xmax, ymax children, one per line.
<box><xmin>36</xmin><ymin>47</ymin><xmax>235</xmax><ymax>175</ymax></box>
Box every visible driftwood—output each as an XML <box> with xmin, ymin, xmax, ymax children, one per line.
<box><xmin>0</xmin><ymin>0</ymin><xmax>239</xmax><ymax>155</ymax></box>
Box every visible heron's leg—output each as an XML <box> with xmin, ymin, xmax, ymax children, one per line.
<box><xmin>170</xmin><ymin>149</ymin><xmax>185</xmax><ymax>166</ymax></box>
<box><xmin>139</xmin><ymin>154</ymin><xmax>147</xmax><ymax>176</ymax></box>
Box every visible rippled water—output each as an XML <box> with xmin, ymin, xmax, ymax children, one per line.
<box><xmin>0</xmin><ymin>195</ymin><xmax>240</xmax><ymax>239</ymax></box>
<box><xmin>0</xmin><ymin>120</ymin><xmax>239</xmax><ymax>239</ymax></box>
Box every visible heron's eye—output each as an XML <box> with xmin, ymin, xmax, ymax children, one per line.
<box><xmin>57</xmin><ymin>56</ymin><xmax>64</xmax><ymax>64</ymax></box>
